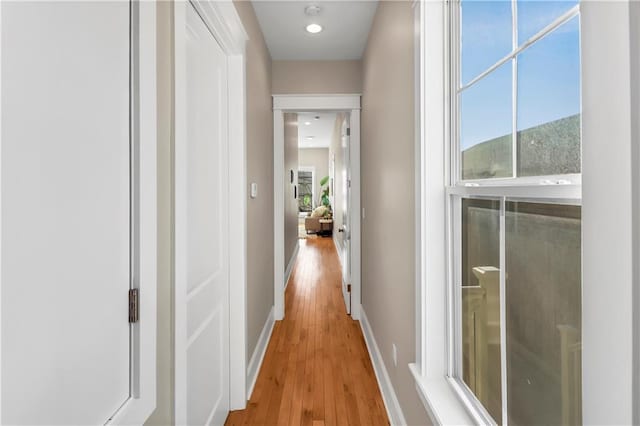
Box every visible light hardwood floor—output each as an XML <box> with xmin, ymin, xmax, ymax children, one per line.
<box><xmin>226</xmin><ymin>237</ymin><xmax>389</xmax><ymax>426</ymax></box>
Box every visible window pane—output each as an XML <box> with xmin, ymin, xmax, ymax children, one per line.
<box><xmin>506</xmin><ymin>202</ymin><xmax>582</xmax><ymax>425</ymax></box>
<box><xmin>516</xmin><ymin>17</ymin><xmax>581</xmax><ymax>177</ymax></box>
<box><xmin>298</xmin><ymin>171</ymin><xmax>313</xmax><ymax>212</ymax></box>
<box><xmin>461</xmin><ymin>0</ymin><xmax>512</xmax><ymax>85</ymax></box>
<box><xmin>517</xmin><ymin>0</ymin><xmax>579</xmax><ymax>44</ymax></box>
<box><xmin>462</xmin><ymin>199</ymin><xmax>502</xmax><ymax>424</ymax></box>
<box><xmin>461</xmin><ymin>62</ymin><xmax>513</xmax><ymax>180</ymax></box>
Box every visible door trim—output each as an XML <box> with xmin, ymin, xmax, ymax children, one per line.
<box><xmin>173</xmin><ymin>0</ymin><xmax>248</xmax><ymax>420</ymax></box>
<box><xmin>272</xmin><ymin>95</ymin><xmax>362</xmax><ymax>320</ymax></box>
<box><xmin>111</xmin><ymin>2</ymin><xmax>158</xmax><ymax>423</ymax></box>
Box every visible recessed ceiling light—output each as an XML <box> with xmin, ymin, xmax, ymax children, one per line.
<box><xmin>304</xmin><ymin>121</ymin><xmax>311</xmax><ymax>126</ymax></box>
<box><xmin>306</xmin><ymin>24</ymin><xmax>323</xmax><ymax>34</ymax></box>
<box><xmin>305</xmin><ymin>5</ymin><xmax>321</xmax><ymax>16</ymax></box>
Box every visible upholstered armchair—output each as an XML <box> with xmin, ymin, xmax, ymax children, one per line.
<box><xmin>304</xmin><ymin>216</ymin><xmax>322</xmax><ymax>233</ymax></box>
<box><xmin>304</xmin><ymin>205</ymin><xmax>330</xmax><ymax>234</ymax></box>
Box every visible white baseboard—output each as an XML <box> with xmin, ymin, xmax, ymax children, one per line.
<box><xmin>284</xmin><ymin>241</ymin><xmax>300</xmax><ymax>290</ymax></box>
<box><xmin>333</xmin><ymin>235</ymin><xmax>343</xmax><ymax>268</ymax></box>
<box><xmin>332</xmin><ymin>236</ymin><xmax>352</xmax><ymax>314</ymax></box>
<box><xmin>359</xmin><ymin>305</ymin><xmax>408</xmax><ymax>426</ymax></box>
<box><xmin>246</xmin><ymin>306</ymin><xmax>275</xmax><ymax>400</ymax></box>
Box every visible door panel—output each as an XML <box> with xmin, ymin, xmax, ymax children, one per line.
<box><xmin>341</xmin><ymin>117</ymin><xmax>352</xmax><ymax>314</ymax></box>
<box><xmin>1</xmin><ymin>2</ymin><xmax>131</xmax><ymax>424</ymax></box>
<box><xmin>183</xmin><ymin>4</ymin><xmax>229</xmax><ymax>425</ymax></box>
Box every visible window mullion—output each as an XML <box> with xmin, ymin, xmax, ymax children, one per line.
<box><xmin>452</xmin><ymin>0</ymin><xmax>461</xmax><ymax>186</ymax></box>
<box><xmin>511</xmin><ymin>0</ymin><xmax>518</xmax><ymax>179</ymax></box>
<box><xmin>504</xmin><ymin>1</ymin><xmax>517</xmax><ymax>421</ymax></box>
<box><xmin>449</xmin><ymin>195</ymin><xmax>462</xmax><ymax>378</ymax></box>
<box><xmin>499</xmin><ymin>197</ymin><xmax>508</xmax><ymax>425</ymax></box>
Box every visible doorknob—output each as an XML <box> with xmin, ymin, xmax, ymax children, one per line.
<box><xmin>338</xmin><ymin>226</ymin><xmax>345</xmax><ymax>233</ymax></box>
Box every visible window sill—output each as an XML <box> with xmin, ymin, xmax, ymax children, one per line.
<box><xmin>409</xmin><ymin>364</ymin><xmax>476</xmax><ymax>426</ymax></box>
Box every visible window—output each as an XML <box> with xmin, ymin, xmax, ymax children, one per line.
<box><xmin>413</xmin><ymin>1</ymin><xmax>637</xmax><ymax>424</ymax></box>
<box><xmin>298</xmin><ymin>169</ymin><xmax>314</xmax><ymax>212</ymax></box>
<box><xmin>450</xmin><ymin>1</ymin><xmax>582</xmax><ymax>424</ymax></box>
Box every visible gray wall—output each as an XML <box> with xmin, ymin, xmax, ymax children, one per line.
<box><xmin>272</xmin><ymin>60</ymin><xmax>362</xmax><ymax>94</ymax></box>
<box><xmin>233</xmin><ymin>0</ymin><xmax>276</xmax><ymax>364</ymax></box>
<box><xmin>284</xmin><ymin>113</ymin><xmax>299</xmax><ymax>266</ymax></box>
<box><xmin>361</xmin><ymin>2</ymin><xmax>429</xmax><ymax>425</ymax></box>
<box><xmin>146</xmin><ymin>2</ymin><xmax>174</xmax><ymax>424</ymax></box>
<box><xmin>298</xmin><ymin>148</ymin><xmax>329</xmax><ymax>208</ymax></box>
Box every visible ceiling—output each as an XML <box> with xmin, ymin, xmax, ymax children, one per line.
<box><xmin>297</xmin><ymin>112</ymin><xmax>336</xmax><ymax>149</ymax></box>
<box><xmin>251</xmin><ymin>1</ymin><xmax>378</xmax><ymax>60</ymax></box>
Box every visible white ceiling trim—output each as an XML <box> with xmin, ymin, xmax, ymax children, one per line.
<box><xmin>273</xmin><ymin>94</ymin><xmax>361</xmax><ymax>110</ymax></box>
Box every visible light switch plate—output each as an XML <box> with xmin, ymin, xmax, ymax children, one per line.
<box><xmin>250</xmin><ymin>182</ymin><xmax>258</xmax><ymax>199</ymax></box>
<box><xmin>392</xmin><ymin>343</ymin><xmax>397</xmax><ymax>367</ymax></box>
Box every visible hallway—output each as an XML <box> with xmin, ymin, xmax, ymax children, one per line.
<box><xmin>226</xmin><ymin>238</ymin><xmax>389</xmax><ymax>426</ymax></box>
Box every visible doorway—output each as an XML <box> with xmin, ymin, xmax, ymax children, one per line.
<box><xmin>297</xmin><ymin>166</ymin><xmax>315</xmax><ymax>239</ymax></box>
<box><xmin>297</xmin><ymin>112</ymin><xmax>334</xmax><ymax>241</ymax></box>
<box><xmin>273</xmin><ymin>95</ymin><xmax>362</xmax><ymax>321</ymax></box>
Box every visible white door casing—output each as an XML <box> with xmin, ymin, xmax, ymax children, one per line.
<box><xmin>174</xmin><ymin>0</ymin><xmax>249</xmax><ymax>421</ymax></box>
<box><xmin>273</xmin><ymin>95</ymin><xmax>362</xmax><ymax>321</ymax></box>
<box><xmin>0</xmin><ymin>1</ymin><xmax>157</xmax><ymax>424</ymax></box>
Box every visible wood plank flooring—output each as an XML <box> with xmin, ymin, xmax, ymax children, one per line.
<box><xmin>226</xmin><ymin>237</ymin><xmax>389</xmax><ymax>426</ymax></box>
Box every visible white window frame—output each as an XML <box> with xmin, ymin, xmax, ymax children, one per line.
<box><xmin>411</xmin><ymin>1</ymin><xmax>639</xmax><ymax>424</ymax></box>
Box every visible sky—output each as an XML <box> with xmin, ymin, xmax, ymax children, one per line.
<box><xmin>460</xmin><ymin>0</ymin><xmax>581</xmax><ymax>150</ymax></box>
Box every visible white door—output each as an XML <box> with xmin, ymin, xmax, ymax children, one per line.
<box><xmin>340</xmin><ymin>117</ymin><xmax>352</xmax><ymax>314</ymax></box>
<box><xmin>1</xmin><ymin>2</ymin><xmax>131</xmax><ymax>424</ymax></box>
<box><xmin>175</xmin><ymin>3</ymin><xmax>230</xmax><ymax>425</ymax></box>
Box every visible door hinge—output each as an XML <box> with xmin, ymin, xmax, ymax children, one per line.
<box><xmin>347</xmin><ymin>284</ymin><xmax>351</xmax><ymax>293</ymax></box>
<box><xmin>348</xmin><ymin>179</ymin><xmax>351</xmax><ymax>188</ymax></box>
<box><xmin>129</xmin><ymin>289</ymin><xmax>139</xmax><ymax>323</ymax></box>
<box><xmin>346</xmin><ymin>128</ymin><xmax>351</xmax><ymax>136</ymax></box>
